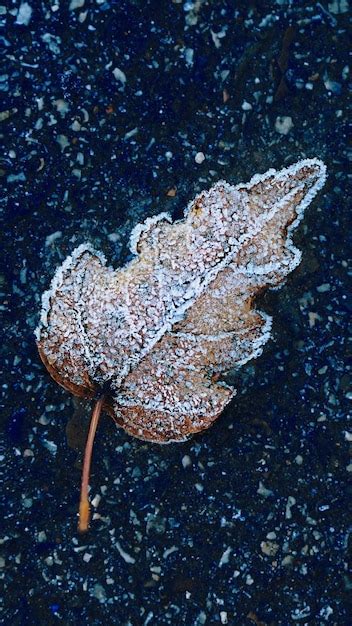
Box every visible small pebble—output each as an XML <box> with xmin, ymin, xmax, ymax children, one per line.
<box><xmin>16</xmin><ymin>2</ymin><xmax>32</xmax><ymax>26</ymax></box>
<box><xmin>261</xmin><ymin>541</ymin><xmax>279</xmax><ymax>557</ymax></box>
<box><xmin>182</xmin><ymin>455</ymin><xmax>192</xmax><ymax>468</ymax></box>
<box><xmin>285</xmin><ymin>496</ymin><xmax>296</xmax><ymax>519</ymax></box>
<box><xmin>45</xmin><ymin>231</ymin><xmax>62</xmax><ymax>247</ymax></box>
<box><xmin>113</xmin><ymin>67</ymin><xmax>127</xmax><ymax>85</ymax></box>
<box><xmin>91</xmin><ymin>494</ymin><xmax>101</xmax><ymax>508</ymax></box>
<box><xmin>266</xmin><ymin>531</ymin><xmax>277</xmax><ymax>540</ymax></box>
<box><xmin>69</xmin><ymin>0</ymin><xmax>85</xmax><ymax>10</ymax></box>
<box><xmin>275</xmin><ymin>116</ymin><xmax>293</xmax><ymax>135</ymax></box>
<box><xmin>195</xmin><ymin>152</ymin><xmax>205</xmax><ymax>164</ymax></box>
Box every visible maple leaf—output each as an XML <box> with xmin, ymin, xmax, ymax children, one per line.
<box><xmin>35</xmin><ymin>158</ymin><xmax>326</xmax><ymax>530</ymax></box>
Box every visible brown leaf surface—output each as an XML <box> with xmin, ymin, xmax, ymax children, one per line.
<box><xmin>36</xmin><ymin>159</ymin><xmax>326</xmax><ymax>443</ymax></box>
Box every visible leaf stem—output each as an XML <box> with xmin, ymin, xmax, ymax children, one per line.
<box><xmin>78</xmin><ymin>395</ymin><xmax>104</xmax><ymax>533</ymax></box>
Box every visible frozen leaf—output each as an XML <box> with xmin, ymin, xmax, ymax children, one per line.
<box><xmin>35</xmin><ymin>158</ymin><xmax>326</xmax><ymax>529</ymax></box>
<box><xmin>36</xmin><ymin>158</ymin><xmax>326</xmax><ymax>442</ymax></box>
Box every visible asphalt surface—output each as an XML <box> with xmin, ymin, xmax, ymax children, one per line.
<box><xmin>1</xmin><ymin>1</ymin><xmax>351</xmax><ymax>624</ymax></box>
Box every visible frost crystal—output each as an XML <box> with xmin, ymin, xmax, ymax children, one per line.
<box><xmin>36</xmin><ymin>159</ymin><xmax>327</xmax><ymax>443</ymax></box>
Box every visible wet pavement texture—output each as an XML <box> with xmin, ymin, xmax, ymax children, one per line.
<box><xmin>1</xmin><ymin>1</ymin><xmax>351</xmax><ymax>625</ymax></box>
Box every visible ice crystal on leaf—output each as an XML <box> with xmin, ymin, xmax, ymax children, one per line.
<box><xmin>37</xmin><ymin>159</ymin><xmax>326</xmax><ymax>445</ymax></box>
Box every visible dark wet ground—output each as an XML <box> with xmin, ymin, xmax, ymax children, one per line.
<box><xmin>1</xmin><ymin>1</ymin><xmax>351</xmax><ymax>624</ymax></box>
